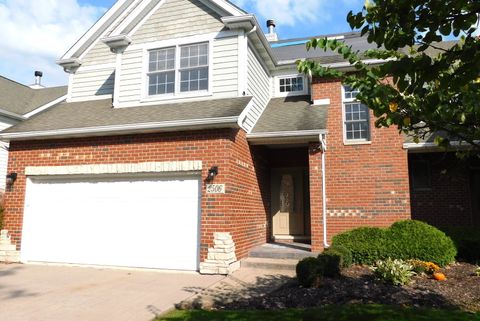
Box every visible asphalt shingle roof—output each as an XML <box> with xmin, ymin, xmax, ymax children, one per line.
<box><xmin>252</xmin><ymin>96</ymin><xmax>328</xmax><ymax>133</ymax></box>
<box><xmin>271</xmin><ymin>32</ymin><xmax>379</xmax><ymax>64</ymax></box>
<box><xmin>0</xmin><ymin>76</ymin><xmax>67</xmax><ymax>116</ymax></box>
<box><xmin>2</xmin><ymin>97</ymin><xmax>252</xmax><ymax>134</ymax></box>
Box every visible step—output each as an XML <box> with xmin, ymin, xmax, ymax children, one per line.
<box><xmin>0</xmin><ymin>244</ymin><xmax>16</xmax><ymax>251</ymax></box>
<box><xmin>249</xmin><ymin>247</ymin><xmax>316</xmax><ymax>260</ymax></box>
<box><xmin>241</xmin><ymin>257</ymin><xmax>299</xmax><ymax>271</ymax></box>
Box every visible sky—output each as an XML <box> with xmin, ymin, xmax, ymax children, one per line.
<box><xmin>0</xmin><ymin>0</ymin><xmax>364</xmax><ymax>87</ymax></box>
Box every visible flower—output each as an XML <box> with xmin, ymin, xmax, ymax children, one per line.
<box><xmin>389</xmin><ymin>102</ymin><xmax>399</xmax><ymax>112</ymax></box>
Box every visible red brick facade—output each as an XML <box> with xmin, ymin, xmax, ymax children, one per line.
<box><xmin>410</xmin><ymin>153</ymin><xmax>480</xmax><ymax>227</ymax></box>
<box><xmin>1</xmin><ymin>79</ymin><xmax>419</xmax><ymax>265</ymax></box>
<box><xmin>310</xmin><ymin>78</ymin><xmax>411</xmax><ymax>251</ymax></box>
<box><xmin>2</xmin><ymin>129</ymin><xmax>269</xmax><ymax>261</ymax></box>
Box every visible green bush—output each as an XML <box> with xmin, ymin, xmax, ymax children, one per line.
<box><xmin>323</xmin><ymin>245</ymin><xmax>353</xmax><ymax>268</ymax></box>
<box><xmin>332</xmin><ymin>227</ymin><xmax>389</xmax><ymax>265</ymax></box>
<box><xmin>332</xmin><ymin>220</ymin><xmax>457</xmax><ymax>266</ymax></box>
<box><xmin>296</xmin><ymin>257</ymin><xmax>320</xmax><ymax>287</ymax></box>
<box><xmin>317</xmin><ymin>252</ymin><xmax>341</xmax><ymax>277</ymax></box>
<box><xmin>371</xmin><ymin>258</ymin><xmax>416</xmax><ymax>286</ymax></box>
<box><xmin>388</xmin><ymin>220</ymin><xmax>456</xmax><ymax>266</ymax></box>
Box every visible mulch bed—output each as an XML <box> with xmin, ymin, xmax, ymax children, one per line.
<box><xmin>218</xmin><ymin>263</ymin><xmax>480</xmax><ymax>312</ymax></box>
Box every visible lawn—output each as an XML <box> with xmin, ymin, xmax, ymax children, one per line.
<box><xmin>157</xmin><ymin>305</ymin><xmax>480</xmax><ymax>321</ymax></box>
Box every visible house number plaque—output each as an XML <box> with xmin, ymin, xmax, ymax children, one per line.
<box><xmin>206</xmin><ymin>184</ymin><xmax>226</xmax><ymax>194</ymax></box>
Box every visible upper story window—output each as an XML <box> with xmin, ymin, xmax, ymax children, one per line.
<box><xmin>147</xmin><ymin>42</ymin><xmax>209</xmax><ymax>97</ymax></box>
<box><xmin>275</xmin><ymin>75</ymin><xmax>307</xmax><ymax>97</ymax></box>
<box><xmin>343</xmin><ymin>85</ymin><xmax>370</xmax><ymax>142</ymax></box>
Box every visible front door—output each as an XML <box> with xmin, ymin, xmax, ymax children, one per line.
<box><xmin>271</xmin><ymin>168</ymin><xmax>305</xmax><ymax>237</ymax></box>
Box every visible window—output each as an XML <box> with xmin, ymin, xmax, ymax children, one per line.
<box><xmin>147</xmin><ymin>42</ymin><xmax>209</xmax><ymax>97</ymax></box>
<box><xmin>343</xmin><ymin>85</ymin><xmax>370</xmax><ymax>142</ymax></box>
<box><xmin>148</xmin><ymin>47</ymin><xmax>176</xmax><ymax>95</ymax></box>
<box><xmin>410</xmin><ymin>160</ymin><xmax>432</xmax><ymax>190</ymax></box>
<box><xmin>279</xmin><ymin>76</ymin><xmax>304</xmax><ymax>94</ymax></box>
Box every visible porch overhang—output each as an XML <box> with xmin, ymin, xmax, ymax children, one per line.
<box><xmin>247</xmin><ymin>130</ymin><xmax>328</xmax><ymax>145</ymax></box>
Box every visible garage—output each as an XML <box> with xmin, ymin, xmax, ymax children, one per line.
<box><xmin>21</xmin><ymin>175</ymin><xmax>201</xmax><ymax>271</ymax></box>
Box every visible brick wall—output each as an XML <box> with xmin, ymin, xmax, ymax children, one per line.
<box><xmin>3</xmin><ymin>128</ymin><xmax>268</xmax><ymax>262</ymax></box>
<box><xmin>410</xmin><ymin>153</ymin><xmax>477</xmax><ymax>227</ymax></box>
<box><xmin>310</xmin><ymin>78</ymin><xmax>411</xmax><ymax>250</ymax></box>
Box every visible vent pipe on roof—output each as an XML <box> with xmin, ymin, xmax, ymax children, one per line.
<box><xmin>30</xmin><ymin>71</ymin><xmax>45</xmax><ymax>89</ymax></box>
<box><xmin>265</xmin><ymin>19</ymin><xmax>278</xmax><ymax>42</ymax></box>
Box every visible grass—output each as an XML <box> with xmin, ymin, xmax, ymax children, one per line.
<box><xmin>156</xmin><ymin>305</ymin><xmax>480</xmax><ymax>321</ymax></box>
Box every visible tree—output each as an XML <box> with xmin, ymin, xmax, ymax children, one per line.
<box><xmin>297</xmin><ymin>0</ymin><xmax>480</xmax><ymax>150</ymax></box>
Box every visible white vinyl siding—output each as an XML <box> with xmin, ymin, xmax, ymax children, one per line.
<box><xmin>132</xmin><ymin>0</ymin><xmax>225</xmax><ymax>44</ymax></box>
<box><xmin>81</xmin><ymin>42</ymin><xmax>116</xmax><ymax>67</ymax></box>
<box><xmin>212</xmin><ymin>36</ymin><xmax>238</xmax><ymax>97</ymax></box>
<box><xmin>242</xmin><ymin>45</ymin><xmax>271</xmax><ymax>132</ymax></box>
<box><xmin>118</xmin><ymin>36</ymin><xmax>237</xmax><ymax>105</ymax></box>
<box><xmin>71</xmin><ymin>69</ymin><xmax>115</xmax><ymax>100</ymax></box>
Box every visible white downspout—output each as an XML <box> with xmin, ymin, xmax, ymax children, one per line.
<box><xmin>320</xmin><ymin>133</ymin><xmax>329</xmax><ymax>248</ymax></box>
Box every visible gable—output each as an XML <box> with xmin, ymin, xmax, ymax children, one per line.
<box><xmin>131</xmin><ymin>0</ymin><xmax>226</xmax><ymax>44</ymax></box>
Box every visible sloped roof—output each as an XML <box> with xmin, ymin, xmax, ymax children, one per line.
<box><xmin>1</xmin><ymin>97</ymin><xmax>252</xmax><ymax>138</ymax></box>
<box><xmin>0</xmin><ymin>76</ymin><xmax>67</xmax><ymax>116</ymax></box>
<box><xmin>251</xmin><ymin>96</ymin><xmax>328</xmax><ymax>133</ymax></box>
<box><xmin>271</xmin><ymin>32</ymin><xmax>379</xmax><ymax>64</ymax></box>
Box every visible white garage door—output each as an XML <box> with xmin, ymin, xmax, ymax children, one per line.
<box><xmin>21</xmin><ymin>175</ymin><xmax>201</xmax><ymax>271</ymax></box>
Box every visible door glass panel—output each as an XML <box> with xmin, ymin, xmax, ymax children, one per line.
<box><xmin>280</xmin><ymin>175</ymin><xmax>294</xmax><ymax>213</ymax></box>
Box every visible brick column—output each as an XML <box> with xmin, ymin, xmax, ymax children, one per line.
<box><xmin>309</xmin><ymin>142</ymin><xmax>324</xmax><ymax>253</ymax></box>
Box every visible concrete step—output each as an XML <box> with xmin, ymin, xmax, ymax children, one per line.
<box><xmin>248</xmin><ymin>245</ymin><xmax>316</xmax><ymax>260</ymax></box>
<box><xmin>0</xmin><ymin>244</ymin><xmax>16</xmax><ymax>251</ymax></box>
<box><xmin>241</xmin><ymin>257</ymin><xmax>299</xmax><ymax>271</ymax></box>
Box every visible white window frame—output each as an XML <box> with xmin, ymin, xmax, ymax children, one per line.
<box><xmin>140</xmin><ymin>35</ymin><xmax>214</xmax><ymax>102</ymax></box>
<box><xmin>274</xmin><ymin>74</ymin><xmax>308</xmax><ymax>97</ymax></box>
<box><xmin>342</xmin><ymin>85</ymin><xmax>371</xmax><ymax>145</ymax></box>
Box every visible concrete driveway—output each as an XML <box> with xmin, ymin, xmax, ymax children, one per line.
<box><xmin>0</xmin><ymin>263</ymin><xmax>223</xmax><ymax>321</ymax></box>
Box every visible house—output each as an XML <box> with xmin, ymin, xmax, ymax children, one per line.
<box><xmin>0</xmin><ymin>0</ymin><xmax>477</xmax><ymax>273</ymax></box>
<box><xmin>0</xmin><ymin>74</ymin><xmax>67</xmax><ymax>190</ymax></box>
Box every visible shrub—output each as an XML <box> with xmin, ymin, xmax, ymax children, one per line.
<box><xmin>475</xmin><ymin>266</ymin><xmax>480</xmax><ymax>277</ymax></box>
<box><xmin>332</xmin><ymin>220</ymin><xmax>457</xmax><ymax>267</ymax></box>
<box><xmin>332</xmin><ymin>227</ymin><xmax>389</xmax><ymax>265</ymax></box>
<box><xmin>324</xmin><ymin>245</ymin><xmax>353</xmax><ymax>268</ymax></box>
<box><xmin>387</xmin><ymin>220</ymin><xmax>456</xmax><ymax>267</ymax></box>
<box><xmin>371</xmin><ymin>258</ymin><xmax>416</xmax><ymax>286</ymax></box>
<box><xmin>296</xmin><ymin>257</ymin><xmax>320</xmax><ymax>287</ymax></box>
<box><xmin>317</xmin><ymin>252</ymin><xmax>341</xmax><ymax>277</ymax></box>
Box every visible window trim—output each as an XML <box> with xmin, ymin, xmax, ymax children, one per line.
<box><xmin>141</xmin><ymin>37</ymin><xmax>213</xmax><ymax>102</ymax></box>
<box><xmin>341</xmin><ymin>85</ymin><xmax>371</xmax><ymax>144</ymax></box>
<box><xmin>274</xmin><ymin>74</ymin><xmax>308</xmax><ymax>97</ymax></box>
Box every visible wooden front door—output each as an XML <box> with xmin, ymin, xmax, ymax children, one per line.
<box><xmin>271</xmin><ymin>168</ymin><xmax>305</xmax><ymax>236</ymax></box>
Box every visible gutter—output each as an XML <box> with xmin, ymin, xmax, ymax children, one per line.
<box><xmin>403</xmin><ymin>140</ymin><xmax>480</xmax><ymax>152</ymax></box>
<box><xmin>319</xmin><ymin>133</ymin><xmax>329</xmax><ymax>248</ymax></box>
<box><xmin>0</xmin><ymin>116</ymin><xmax>239</xmax><ymax>142</ymax></box>
<box><xmin>247</xmin><ymin>129</ymin><xmax>328</xmax><ymax>140</ymax></box>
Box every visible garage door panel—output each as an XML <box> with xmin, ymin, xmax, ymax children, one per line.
<box><xmin>21</xmin><ymin>175</ymin><xmax>201</xmax><ymax>270</ymax></box>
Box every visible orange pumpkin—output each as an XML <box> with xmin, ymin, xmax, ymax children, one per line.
<box><xmin>433</xmin><ymin>272</ymin><xmax>447</xmax><ymax>281</ymax></box>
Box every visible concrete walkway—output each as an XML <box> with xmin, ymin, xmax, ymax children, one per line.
<box><xmin>0</xmin><ymin>263</ymin><xmax>222</xmax><ymax>321</ymax></box>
